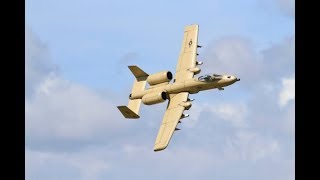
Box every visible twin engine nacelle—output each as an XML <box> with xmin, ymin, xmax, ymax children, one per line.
<box><xmin>147</xmin><ymin>71</ymin><xmax>173</xmax><ymax>85</ymax></box>
<box><xmin>142</xmin><ymin>91</ymin><xmax>167</xmax><ymax>105</ymax></box>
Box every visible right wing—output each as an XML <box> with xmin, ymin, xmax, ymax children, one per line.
<box><xmin>153</xmin><ymin>92</ymin><xmax>190</xmax><ymax>151</ymax></box>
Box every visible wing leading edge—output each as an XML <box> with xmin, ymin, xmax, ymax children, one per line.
<box><xmin>154</xmin><ymin>92</ymin><xmax>189</xmax><ymax>151</ymax></box>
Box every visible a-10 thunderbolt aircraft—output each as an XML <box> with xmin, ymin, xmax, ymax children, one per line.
<box><xmin>118</xmin><ymin>24</ymin><xmax>240</xmax><ymax>152</ymax></box>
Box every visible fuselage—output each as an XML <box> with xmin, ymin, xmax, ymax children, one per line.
<box><xmin>130</xmin><ymin>74</ymin><xmax>240</xmax><ymax>100</ymax></box>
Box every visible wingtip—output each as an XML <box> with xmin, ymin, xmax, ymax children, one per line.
<box><xmin>153</xmin><ymin>144</ymin><xmax>168</xmax><ymax>152</ymax></box>
<box><xmin>154</xmin><ymin>147</ymin><xmax>165</xmax><ymax>152</ymax></box>
<box><xmin>184</xmin><ymin>24</ymin><xmax>199</xmax><ymax>31</ymax></box>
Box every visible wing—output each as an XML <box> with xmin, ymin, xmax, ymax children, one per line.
<box><xmin>174</xmin><ymin>24</ymin><xmax>200</xmax><ymax>82</ymax></box>
<box><xmin>154</xmin><ymin>92</ymin><xmax>190</xmax><ymax>151</ymax></box>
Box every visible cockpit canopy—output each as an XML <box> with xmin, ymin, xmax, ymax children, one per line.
<box><xmin>198</xmin><ymin>73</ymin><xmax>223</xmax><ymax>81</ymax></box>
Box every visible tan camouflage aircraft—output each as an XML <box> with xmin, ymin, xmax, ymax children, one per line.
<box><xmin>118</xmin><ymin>24</ymin><xmax>240</xmax><ymax>151</ymax></box>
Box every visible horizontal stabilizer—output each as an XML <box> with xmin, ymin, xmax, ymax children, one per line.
<box><xmin>128</xmin><ymin>65</ymin><xmax>148</xmax><ymax>79</ymax></box>
<box><xmin>117</xmin><ymin>106</ymin><xmax>140</xmax><ymax>119</ymax></box>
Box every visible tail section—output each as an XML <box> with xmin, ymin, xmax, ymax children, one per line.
<box><xmin>117</xmin><ymin>65</ymin><xmax>148</xmax><ymax>119</ymax></box>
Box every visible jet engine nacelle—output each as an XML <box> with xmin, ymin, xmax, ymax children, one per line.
<box><xmin>142</xmin><ymin>91</ymin><xmax>167</xmax><ymax>105</ymax></box>
<box><xmin>147</xmin><ymin>71</ymin><xmax>173</xmax><ymax>85</ymax></box>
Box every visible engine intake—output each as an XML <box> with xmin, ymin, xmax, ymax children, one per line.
<box><xmin>142</xmin><ymin>91</ymin><xmax>167</xmax><ymax>105</ymax></box>
<box><xmin>147</xmin><ymin>71</ymin><xmax>172</xmax><ymax>85</ymax></box>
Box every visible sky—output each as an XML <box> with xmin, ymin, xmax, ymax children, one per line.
<box><xmin>26</xmin><ymin>0</ymin><xmax>295</xmax><ymax>180</ymax></box>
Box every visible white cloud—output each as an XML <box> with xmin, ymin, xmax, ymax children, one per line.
<box><xmin>224</xmin><ymin>130</ymin><xmax>281</xmax><ymax>162</ymax></box>
<box><xmin>26</xmin><ymin>75</ymin><xmax>125</xmax><ymax>140</ymax></box>
<box><xmin>26</xmin><ymin>148</ymin><xmax>111</xmax><ymax>180</ymax></box>
<box><xmin>120</xmin><ymin>143</ymin><xmax>221</xmax><ymax>176</ymax></box>
<box><xmin>27</xmin><ymin>144</ymin><xmax>220</xmax><ymax>180</ymax></box>
<box><xmin>25</xmin><ymin>27</ymin><xmax>128</xmax><ymax>143</ymax></box>
<box><xmin>279</xmin><ymin>76</ymin><xmax>295</xmax><ymax>107</ymax></box>
<box><xmin>209</xmin><ymin>103</ymin><xmax>248</xmax><ymax>128</ymax></box>
<box><xmin>188</xmin><ymin>102</ymin><xmax>248</xmax><ymax>128</ymax></box>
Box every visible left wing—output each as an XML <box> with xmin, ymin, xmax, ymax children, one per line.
<box><xmin>154</xmin><ymin>92</ymin><xmax>190</xmax><ymax>151</ymax></box>
<box><xmin>174</xmin><ymin>24</ymin><xmax>200</xmax><ymax>82</ymax></box>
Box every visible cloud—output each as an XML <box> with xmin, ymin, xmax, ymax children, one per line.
<box><xmin>282</xmin><ymin>102</ymin><xmax>295</xmax><ymax>136</ymax></box>
<box><xmin>259</xmin><ymin>0</ymin><xmax>295</xmax><ymax>18</ymax></box>
<box><xmin>277</xmin><ymin>0</ymin><xmax>295</xmax><ymax>17</ymax></box>
<box><xmin>196</xmin><ymin>34</ymin><xmax>295</xmax><ymax>136</ymax></box>
<box><xmin>224</xmin><ymin>130</ymin><xmax>281</xmax><ymax>162</ymax></box>
<box><xmin>26</xmin><ymin>75</ymin><xmax>126</xmax><ymax>141</ymax></box>
<box><xmin>279</xmin><ymin>76</ymin><xmax>295</xmax><ymax>107</ymax></box>
<box><xmin>209</xmin><ymin>103</ymin><xmax>248</xmax><ymax>128</ymax></box>
<box><xmin>201</xmin><ymin>35</ymin><xmax>294</xmax><ymax>88</ymax></box>
<box><xmin>25</xmin><ymin>27</ymin><xmax>129</xmax><ymax>149</ymax></box>
<box><xmin>115</xmin><ymin>52</ymin><xmax>141</xmax><ymax>75</ymax></box>
<box><xmin>201</xmin><ymin>37</ymin><xmax>263</xmax><ymax>84</ymax></box>
<box><xmin>261</xmin><ymin>36</ymin><xmax>295</xmax><ymax>81</ymax></box>
<box><xmin>193</xmin><ymin>34</ymin><xmax>295</xmax><ymax>145</ymax></box>
<box><xmin>26</xmin><ymin>143</ymin><xmax>221</xmax><ymax>180</ymax></box>
<box><xmin>119</xmin><ymin>52</ymin><xmax>140</xmax><ymax>65</ymax></box>
<box><xmin>180</xmin><ymin>102</ymin><xmax>203</xmax><ymax>128</ymax></box>
<box><xmin>26</xmin><ymin>148</ymin><xmax>111</xmax><ymax>180</ymax></box>
<box><xmin>25</xmin><ymin>27</ymin><xmax>58</xmax><ymax>96</ymax></box>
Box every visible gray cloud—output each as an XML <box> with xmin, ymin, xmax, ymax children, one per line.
<box><xmin>223</xmin><ymin>130</ymin><xmax>281</xmax><ymax>162</ymax></box>
<box><xmin>200</xmin><ymin>36</ymin><xmax>263</xmax><ymax>85</ymax></box>
<box><xmin>119</xmin><ymin>52</ymin><xmax>140</xmax><ymax>65</ymax></box>
<box><xmin>200</xmin><ymin>35</ymin><xmax>294</xmax><ymax>88</ymax></box>
<box><xmin>193</xmin><ymin>34</ymin><xmax>295</xmax><ymax>173</ymax></box>
<box><xmin>278</xmin><ymin>0</ymin><xmax>295</xmax><ymax>17</ymax></box>
<box><xmin>261</xmin><ymin>36</ymin><xmax>295</xmax><ymax>81</ymax></box>
<box><xmin>25</xmin><ymin>27</ymin><xmax>58</xmax><ymax>97</ymax></box>
<box><xmin>259</xmin><ymin>0</ymin><xmax>295</xmax><ymax>18</ymax></box>
<box><xmin>197</xmin><ymin>38</ymin><xmax>295</xmax><ymax>145</ymax></box>
<box><xmin>115</xmin><ymin>52</ymin><xmax>141</xmax><ymax>76</ymax></box>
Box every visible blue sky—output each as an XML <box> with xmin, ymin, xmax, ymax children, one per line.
<box><xmin>26</xmin><ymin>0</ymin><xmax>295</xmax><ymax>180</ymax></box>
